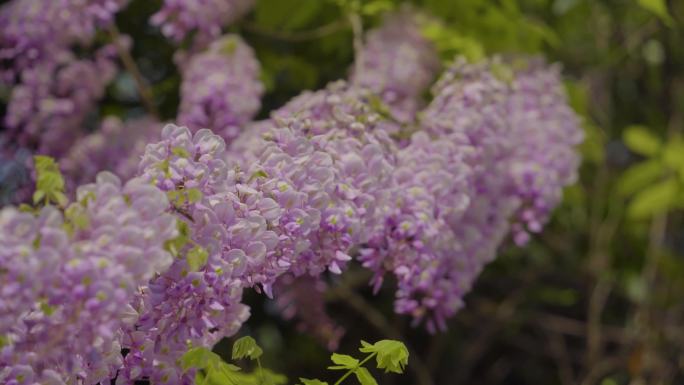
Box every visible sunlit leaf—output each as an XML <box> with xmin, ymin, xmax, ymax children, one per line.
<box><xmin>299</xmin><ymin>378</ymin><xmax>328</xmax><ymax>385</ymax></box>
<box><xmin>328</xmin><ymin>353</ymin><xmax>359</xmax><ymax>370</ymax></box>
<box><xmin>636</xmin><ymin>0</ymin><xmax>674</xmax><ymax>26</ymax></box>
<box><xmin>232</xmin><ymin>336</ymin><xmax>264</xmax><ymax>360</ymax></box>
<box><xmin>359</xmin><ymin>340</ymin><xmax>409</xmax><ymax>374</ymax></box>
<box><xmin>623</xmin><ymin>125</ymin><xmax>661</xmax><ymax>157</ymax></box>
<box><xmin>354</xmin><ymin>367</ymin><xmax>378</xmax><ymax>385</ymax></box>
<box><xmin>627</xmin><ymin>177</ymin><xmax>679</xmax><ymax>219</ymax></box>
<box><xmin>617</xmin><ymin>159</ymin><xmax>664</xmax><ymax>196</ymax></box>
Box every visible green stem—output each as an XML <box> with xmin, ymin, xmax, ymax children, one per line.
<box><xmin>333</xmin><ymin>353</ymin><xmax>376</xmax><ymax>385</ymax></box>
<box><xmin>256</xmin><ymin>357</ymin><xmax>265</xmax><ymax>385</ymax></box>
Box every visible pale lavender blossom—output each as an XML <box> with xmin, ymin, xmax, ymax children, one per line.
<box><xmin>178</xmin><ymin>35</ymin><xmax>264</xmax><ymax>144</ymax></box>
<box><xmin>4</xmin><ymin>45</ymin><xmax>119</xmax><ymax>157</ymax></box>
<box><xmin>0</xmin><ymin>0</ymin><xmax>128</xmax><ymax>83</ymax></box>
<box><xmin>350</xmin><ymin>10</ymin><xmax>440</xmax><ymax>124</ymax></box>
<box><xmin>151</xmin><ymin>0</ymin><xmax>254</xmax><ymax>44</ymax></box>
<box><xmin>0</xmin><ymin>173</ymin><xmax>176</xmax><ymax>384</ymax></box>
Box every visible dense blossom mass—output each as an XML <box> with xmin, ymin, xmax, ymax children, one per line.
<box><xmin>151</xmin><ymin>0</ymin><xmax>255</xmax><ymax>44</ymax></box>
<box><xmin>0</xmin><ymin>173</ymin><xmax>176</xmax><ymax>384</ymax></box>
<box><xmin>0</xmin><ymin>0</ymin><xmax>127</xmax><ymax>83</ymax></box>
<box><xmin>178</xmin><ymin>35</ymin><xmax>264</xmax><ymax>144</ymax></box>
<box><xmin>4</xmin><ymin>47</ymin><xmax>120</xmax><ymax>157</ymax></box>
<box><xmin>0</xmin><ymin>0</ymin><xmax>583</xmax><ymax>382</ymax></box>
<box><xmin>351</xmin><ymin>10</ymin><xmax>440</xmax><ymax>124</ymax></box>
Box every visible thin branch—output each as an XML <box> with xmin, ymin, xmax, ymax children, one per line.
<box><xmin>242</xmin><ymin>19</ymin><xmax>349</xmax><ymax>42</ymax></box>
<box><xmin>107</xmin><ymin>24</ymin><xmax>159</xmax><ymax>118</ymax></box>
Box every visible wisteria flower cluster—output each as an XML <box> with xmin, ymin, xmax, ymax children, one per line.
<box><xmin>178</xmin><ymin>35</ymin><xmax>264</xmax><ymax>144</ymax></box>
<box><xmin>151</xmin><ymin>0</ymin><xmax>255</xmax><ymax>44</ymax></box>
<box><xmin>0</xmin><ymin>173</ymin><xmax>176</xmax><ymax>384</ymax></box>
<box><xmin>0</xmin><ymin>2</ymin><xmax>584</xmax><ymax>384</ymax></box>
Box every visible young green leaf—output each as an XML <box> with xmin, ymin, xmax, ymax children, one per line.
<box><xmin>627</xmin><ymin>178</ymin><xmax>679</xmax><ymax>219</ymax></box>
<box><xmin>232</xmin><ymin>336</ymin><xmax>264</xmax><ymax>360</ymax></box>
<box><xmin>623</xmin><ymin>125</ymin><xmax>661</xmax><ymax>157</ymax></box>
<box><xmin>617</xmin><ymin>159</ymin><xmax>664</xmax><ymax>196</ymax></box>
<box><xmin>328</xmin><ymin>353</ymin><xmax>360</xmax><ymax>370</ymax></box>
<box><xmin>181</xmin><ymin>347</ymin><xmax>216</xmax><ymax>372</ymax></box>
<box><xmin>33</xmin><ymin>155</ymin><xmax>68</xmax><ymax>206</ymax></box>
<box><xmin>637</xmin><ymin>0</ymin><xmax>674</xmax><ymax>26</ymax></box>
<box><xmin>354</xmin><ymin>367</ymin><xmax>378</xmax><ymax>385</ymax></box>
<box><xmin>187</xmin><ymin>245</ymin><xmax>209</xmax><ymax>271</ymax></box>
<box><xmin>359</xmin><ymin>340</ymin><xmax>409</xmax><ymax>374</ymax></box>
<box><xmin>299</xmin><ymin>378</ymin><xmax>329</xmax><ymax>385</ymax></box>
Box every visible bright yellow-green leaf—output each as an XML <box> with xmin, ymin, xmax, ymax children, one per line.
<box><xmin>299</xmin><ymin>379</ymin><xmax>328</xmax><ymax>385</ymax></box>
<box><xmin>232</xmin><ymin>336</ymin><xmax>264</xmax><ymax>360</ymax></box>
<box><xmin>359</xmin><ymin>340</ymin><xmax>409</xmax><ymax>374</ymax></box>
<box><xmin>617</xmin><ymin>159</ymin><xmax>664</xmax><ymax>196</ymax></box>
<box><xmin>186</xmin><ymin>188</ymin><xmax>203</xmax><ymax>204</ymax></box>
<box><xmin>187</xmin><ymin>246</ymin><xmax>209</xmax><ymax>272</ymax></box>
<box><xmin>637</xmin><ymin>0</ymin><xmax>674</xmax><ymax>26</ymax></box>
<box><xmin>663</xmin><ymin>139</ymin><xmax>684</xmax><ymax>178</ymax></box>
<box><xmin>354</xmin><ymin>367</ymin><xmax>378</xmax><ymax>385</ymax></box>
<box><xmin>627</xmin><ymin>177</ymin><xmax>679</xmax><ymax>219</ymax></box>
<box><xmin>328</xmin><ymin>353</ymin><xmax>359</xmax><ymax>370</ymax></box>
<box><xmin>623</xmin><ymin>125</ymin><xmax>661</xmax><ymax>156</ymax></box>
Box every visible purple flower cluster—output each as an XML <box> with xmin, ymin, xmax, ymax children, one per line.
<box><xmin>0</xmin><ymin>173</ymin><xmax>176</xmax><ymax>384</ymax></box>
<box><xmin>0</xmin><ymin>0</ymin><xmax>127</xmax><ymax>83</ymax></box>
<box><xmin>0</xmin><ymin>50</ymin><xmax>583</xmax><ymax>382</ymax></box>
<box><xmin>361</xmin><ymin>131</ymin><xmax>472</xmax><ymax>332</ymax></box>
<box><xmin>1</xmin><ymin>0</ymin><xmax>129</xmax><ymax>158</ymax></box>
<box><xmin>504</xmin><ymin>59</ymin><xmax>584</xmax><ymax>245</ymax></box>
<box><xmin>350</xmin><ymin>10</ymin><xmax>440</xmax><ymax>124</ymax></box>
<box><xmin>151</xmin><ymin>0</ymin><xmax>255</xmax><ymax>44</ymax></box>
<box><xmin>178</xmin><ymin>35</ymin><xmax>264</xmax><ymax>144</ymax></box>
<box><xmin>61</xmin><ymin>116</ymin><xmax>162</xmax><ymax>191</ymax></box>
<box><xmin>4</xmin><ymin>46</ymin><xmax>119</xmax><ymax>157</ymax></box>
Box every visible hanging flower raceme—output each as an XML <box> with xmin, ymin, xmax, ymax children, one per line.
<box><xmin>504</xmin><ymin>58</ymin><xmax>584</xmax><ymax>245</ymax></box>
<box><xmin>151</xmin><ymin>0</ymin><xmax>255</xmax><ymax>45</ymax></box>
<box><xmin>0</xmin><ymin>0</ymin><xmax>128</xmax><ymax>84</ymax></box>
<box><xmin>350</xmin><ymin>9</ymin><xmax>440</xmax><ymax>125</ymax></box>
<box><xmin>4</xmin><ymin>44</ymin><xmax>120</xmax><ymax>157</ymax></box>
<box><xmin>178</xmin><ymin>35</ymin><xmax>264</xmax><ymax>144</ymax></box>
<box><xmin>360</xmin><ymin>131</ymin><xmax>472</xmax><ymax>333</ymax></box>
<box><xmin>0</xmin><ymin>173</ymin><xmax>176</xmax><ymax>385</ymax></box>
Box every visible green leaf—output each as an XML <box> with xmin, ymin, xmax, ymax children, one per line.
<box><xmin>359</xmin><ymin>340</ymin><xmax>409</xmax><ymax>374</ymax></box>
<box><xmin>232</xmin><ymin>336</ymin><xmax>264</xmax><ymax>360</ymax></box>
<box><xmin>637</xmin><ymin>0</ymin><xmax>674</xmax><ymax>26</ymax></box>
<box><xmin>33</xmin><ymin>155</ymin><xmax>67</xmax><ymax>206</ymax></box>
<box><xmin>354</xmin><ymin>367</ymin><xmax>378</xmax><ymax>385</ymax></box>
<box><xmin>627</xmin><ymin>177</ymin><xmax>679</xmax><ymax>219</ymax></box>
<box><xmin>187</xmin><ymin>246</ymin><xmax>209</xmax><ymax>271</ymax></box>
<box><xmin>172</xmin><ymin>146</ymin><xmax>191</xmax><ymax>158</ymax></box>
<box><xmin>299</xmin><ymin>379</ymin><xmax>329</xmax><ymax>385</ymax></box>
<box><xmin>164</xmin><ymin>220</ymin><xmax>190</xmax><ymax>256</ymax></box>
<box><xmin>328</xmin><ymin>353</ymin><xmax>360</xmax><ymax>370</ymax></box>
<box><xmin>617</xmin><ymin>159</ymin><xmax>664</xmax><ymax>196</ymax></box>
<box><xmin>361</xmin><ymin>0</ymin><xmax>394</xmax><ymax>16</ymax></box>
<box><xmin>181</xmin><ymin>347</ymin><xmax>216</xmax><ymax>372</ymax></box>
<box><xmin>186</xmin><ymin>188</ymin><xmax>203</xmax><ymax>204</ymax></box>
<box><xmin>663</xmin><ymin>139</ymin><xmax>684</xmax><ymax>178</ymax></box>
<box><xmin>623</xmin><ymin>125</ymin><xmax>661</xmax><ymax>156</ymax></box>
